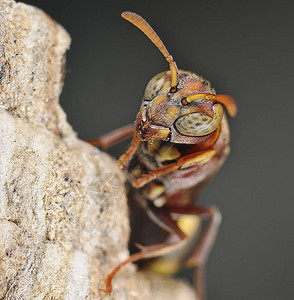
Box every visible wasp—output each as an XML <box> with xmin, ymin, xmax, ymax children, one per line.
<box><xmin>88</xmin><ymin>11</ymin><xmax>237</xmax><ymax>300</ymax></box>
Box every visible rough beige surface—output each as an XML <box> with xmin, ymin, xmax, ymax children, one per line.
<box><xmin>0</xmin><ymin>1</ymin><xmax>196</xmax><ymax>299</ymax></box>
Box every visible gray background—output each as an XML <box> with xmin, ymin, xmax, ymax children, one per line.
<box><xmin>22</xmin><ymin>0</ymin><xmax>294</xmax><ymax>299</ymax></box>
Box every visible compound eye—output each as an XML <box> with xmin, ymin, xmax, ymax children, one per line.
<box><xmin>174</xmin><ymin>104</ymin><xmax>223</xmax><ymax>137</ymax></box>
<box><xmin>144</xmin><ymin>72</ymin><xmax>165</xmax><ymax>101</ymax></box>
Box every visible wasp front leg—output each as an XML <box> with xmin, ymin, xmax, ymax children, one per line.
<box><xmin>131</xmin><ymin>149</ymin><xmax>216</xmax><ymax>189</ymax></box>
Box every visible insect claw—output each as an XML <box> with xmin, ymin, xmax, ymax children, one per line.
<box><xmin>98</xmin><ymin>284</ymin><xmax>111</xmax><ymax>297</ymax></box>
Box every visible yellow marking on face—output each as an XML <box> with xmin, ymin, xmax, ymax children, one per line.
<box><xmin>166</xmin><ymin>105</ymin><xmax>180</xmax><ymax>120</ymax></box>
<box><xmin>150</xmin><ymin>127</ymin><xmax>171</xmax><ymax>140</ymax></box>
<box><xmin>151</xmin><ymin>94</ymin><xmax>168</xmax><ymax>107</ymax></box>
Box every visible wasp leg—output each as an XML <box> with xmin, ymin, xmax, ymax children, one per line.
<box><xmin>103</xmin><ymin>205</ymin><xmax>187</xmax><ymax>295</ymax></box>
<box><xmin>132</xmin><ymin>149</ymin><xmax>216</xmax><ymax>188</ymax></box>
<box><xmin>103</xmin><ymin>239</ymin><xmax>187</xmax><ymax>295</ymax></box>
<box><xmin>168</xmin><ymin>205</ymin><xmax>222</xmax><ymax>300</ymax></box>
<box><xmin>86</xmin><ymin>124</ymin><xmax>133</xmax><ymax>149</ymax></box>
<box><xmin>118</xmin><ymin>133</ymin><xmax>141</xmax><ymax>167</ymax></box>
<box><xmin>157</xmin><ymin>206</ymin><xmax>187</xmax><ymax>239</ymax></box>
<box><xmin>134</xmin><ymin>195</ymin><xmax>187</xmax><ymax>239</ymax></box>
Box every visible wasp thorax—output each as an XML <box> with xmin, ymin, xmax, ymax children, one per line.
<box><xmin>174</xmin><ymin>104</ymin><xmax>223</xmax><ymax>137</ymax></box>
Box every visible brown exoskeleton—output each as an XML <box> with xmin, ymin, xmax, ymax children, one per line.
<box><xmin>89</xmin><ymin>11</ymin><xmax>237</xmax><ymax>300</ymax></box>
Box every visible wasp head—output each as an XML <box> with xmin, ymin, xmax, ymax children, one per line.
<box><xmin>135</xmin><ymin>70</ymin><xmax>236</xmax><ymax>144</ymax></box>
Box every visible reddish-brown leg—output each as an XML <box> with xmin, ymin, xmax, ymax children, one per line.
<box><xmin>168</xmin><ymin>205</ymin><xmax>222</xmax><ymax>300</ymax></box>
<box><xmin>103</xmin><ymin>239</ymin><xmax>187</xmax><ymax>294</ymax></box>
<box><xmin>118</xmin><ymin>133</ymin><xmax>141</xmax><ymax>167</ymax></box>
<box><xmin>103</xmin><ymin>205</ymin><xmax>187</xmax><ymax>294</ymax></box>
<box><xmin>86</xmin><ymin>124</ymin><xmax>133</xmax><ymax>149</ymax></box>
<box><xmin>137</xmin><ymin>197</ymin><xmax>187</xmax><ymax>239</ymax></box>
<box><xmin>157</xmin><ymin>207</ymin><xmax>186</xmax><ymax>240</ymax></box>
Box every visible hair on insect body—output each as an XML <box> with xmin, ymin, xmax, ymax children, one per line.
<box><xmin>88</xmin><ymin>11</ymin><xmax>237</xmax><ymax>300</ymax></box>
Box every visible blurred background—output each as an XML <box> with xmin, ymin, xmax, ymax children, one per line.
<box><xmin>21</xmin><ymin>0</ymin><xmax>294</xmax><ymax>299</ymax></box>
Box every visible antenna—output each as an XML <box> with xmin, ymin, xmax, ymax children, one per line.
<box><xmin>121</xmin><ymin>11</ymin><xmax>179</xmax><ymax>92</ymax></box>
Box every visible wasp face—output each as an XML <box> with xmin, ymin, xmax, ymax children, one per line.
<box><xmin>136</xmin><ymin>70</ymin><xmax>226</xmax><ymax>144</ymax></box>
